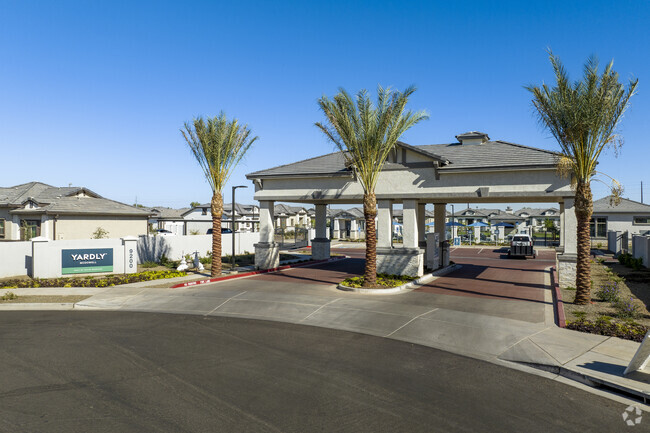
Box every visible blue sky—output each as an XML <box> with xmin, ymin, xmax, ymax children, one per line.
<box><xmin>1</xmin><ymin>0</ymin><xmax>648</xmax><ymax>209</ymax></box>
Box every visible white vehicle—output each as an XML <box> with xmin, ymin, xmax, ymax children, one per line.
<box><xmin>508</xmin><ymin>234</ymin><xmax>536</xmax><ymax>258</ymax></box>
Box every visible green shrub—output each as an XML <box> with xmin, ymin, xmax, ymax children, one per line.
<box><xmin>341</xmin><ymin>273</ymin><xmax>416</xmax><ymax>288</ymax></box>
<box><xmin>1</xmin><ymin>292</ymin><xmax>17</xmax><ymax>301</ymax></box>
<box><xmin>614</xmin><ymin>297</ymin><xmax>641</xmax><ymax>319</ymax></box>
<box><xmin>595</xmin><ymin>281</ymin><xmax>621</xmax><ymax>303</ymax></box>
<box><xmin>566</xmin><ymin>318</ymin><xmax>648</xmax><ymax>342</ymax></box>
<box><xmin>141</xmin><ymin>261</ymin><xmax>158</xmax><ymax>268</ymax></box>
<box><xmin>0</xmin><ymin>270</ymin><xmax>187</xmax><ymax>289</ymax></box>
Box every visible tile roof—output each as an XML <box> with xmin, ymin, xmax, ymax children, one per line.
<box><xmin>593</xmin><ymin>196</ymin><xmax>650</xmax><ymax>213</ymax></box>
<box><xmin>246</xmin><ymin>137</ymin><xmax>558</xmax><ymax>178</ymax></box>
<box><xmin>1</xmin><ymin>182</ymin><xmax>149</xmax><ymax>216</ymax></box>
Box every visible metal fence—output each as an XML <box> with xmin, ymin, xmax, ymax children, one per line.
<box><xmin>274</xmin><ymin>227</ymin><xmax>309</xmax><ymax>249</ymax></box>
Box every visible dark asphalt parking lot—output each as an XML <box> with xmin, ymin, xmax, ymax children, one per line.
<box><xmin>0</xmin><ymin>312</ymin><xmax>631</xmax><ymax>432</ymax></box>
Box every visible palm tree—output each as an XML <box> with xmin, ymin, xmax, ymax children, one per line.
<box><xmin>526</xmin><ymin>51</ymin><xmax>637</xmax><ymax>304</ymax></box>
<box><xmin>316</xmin><ymin>86</ymin><xmax>428</xmax><ymax>287</ymax></box>
<box><xmin>181</xmin><ymin>113</ymin><xmax>258</xmax><ymax>276</ymax></box>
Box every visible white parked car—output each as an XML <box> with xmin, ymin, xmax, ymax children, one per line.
<box><xmin>508</xmin><ymin>234</ymin><xmax>536</xmax><ymax>258</ymax></box>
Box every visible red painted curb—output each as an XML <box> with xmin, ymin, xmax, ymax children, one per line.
<box><xmin>170</xmin><ymin>256</ymin><xmax>346</xmax><ymax>289</ymax></box>
<box><xmin>550</xmin><ymin>266</ymin><xmax>566</xmax><ymax>328</ymax></box>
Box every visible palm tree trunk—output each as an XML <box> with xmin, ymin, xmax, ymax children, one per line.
<box><xmin>574</xmin><ymin>181</ymin><xmax>593</xmax><ymax>304</ymax></box>
<box><xmin>363</xmin><ymin>192</ymin><xmax>377</xmax><ymax>287</ymax></box>
<box><xmin>211</xmin><ymin>192</ymin><xmax>223</xmax><ymax>277</ymax></box>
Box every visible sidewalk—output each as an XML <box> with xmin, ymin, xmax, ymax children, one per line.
<box><xmin>2</xmin><ymin>262</ymin><xmax>649</xmax><ymax>404</ymax></box>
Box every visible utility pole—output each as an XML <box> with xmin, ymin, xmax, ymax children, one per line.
<box><xmin>642</xmin><ymin>181</ymin><xmax>644</xmax><ymax>204</ymax></box>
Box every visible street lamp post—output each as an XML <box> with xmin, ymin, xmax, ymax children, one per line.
<box><xmin>451</xmin><ymin>204</ymin><xmax>455</xmax><ymax>242</ymax></box>
<box><xmin>232</xmin><ymin>185</ymin><xmax>247</xmax><ymax>271</ymax></box>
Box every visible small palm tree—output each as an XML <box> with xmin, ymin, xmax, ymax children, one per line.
<box><xmin>181</xmin><ymin>113</ymin><xmax>258</xmax><ymax>276</ymax></box>
<box><xmin>526</xmin><ymin>51</ymin><xmax>637</xmax><ymax>304</ymax></box>
<box><xmin>316</xmin><ymin>86</ymin><xmax>428</xmax><ymax>287</ymax></box>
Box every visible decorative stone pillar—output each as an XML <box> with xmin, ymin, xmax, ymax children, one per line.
<box><xmin>557</xmin><ymin>198</ymin><xmax>577</xmax><ymax>288</ymax></box>
<box><xmin>377</xmin><ymin>200</ymin><xmax>424</xmax><ymax>277</ymax></box>
<box><xmin>254</xmin><ymin>200</ymin><xmax>279</xmax><ymax>269</ymax></box>
<box><xmin>311</xmin><ymin>204</ymin><xmax>330</xmax><ymax>260</ymax></box>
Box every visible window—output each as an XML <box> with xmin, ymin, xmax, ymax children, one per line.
<box><xmin>590</xmin><ymin>217</ymin><xmax>607</xmax><ymax>238</ymax></box>
<box><xmin>633</xmin><ymin>216</ymin><xmax>650</xmax><ymax>225</ymax></box>
<box><xmin>20</xmin><ymin>220</ymin><xmax>41</xmax><ymax>240</ymax></box>
<box><xmin>0</xmin><ymin>219</ymin><xmax>4</xmax><ymax>239</ymax></box>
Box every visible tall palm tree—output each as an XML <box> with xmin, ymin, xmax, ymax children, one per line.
<box><xmin>181</xmin><ymin>113</ymin><xmax>258</xmax><ymax>276</ymax></box>
<box><xmin>316</xmin><ymin>86</ymin><xmax>428</xmax><ymax>287</ymax></box>
<box><xmin>526</xmin><ymin>51</ymin><xmax>637</xmax><ymax>304</ymax></box>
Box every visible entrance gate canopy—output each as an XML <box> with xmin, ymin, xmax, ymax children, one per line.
<box><xmin>246</xmin><ymin>132</ymin><xmax>577</xmax><ymax>285</ymax></box>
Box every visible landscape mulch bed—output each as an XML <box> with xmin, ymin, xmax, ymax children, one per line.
<box><xmin>562</xmin><ymin>257</ymin><xmax>650</xmax><ymax>341</ymax></box>
<box><xmin>0</xmin><ymin>295</ymin><xmax>90</xmax><ymax>304</ymax></box>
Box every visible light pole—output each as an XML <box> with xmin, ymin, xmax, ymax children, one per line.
<box><xmin>451</xmin><ymin>204</ymin><xmax>455</xmax><ymax>242</ymax></box>
<box><xmin>231</xmin><ymin>185</ymin><xmax>247</xmax><ymax>271</ymax></box>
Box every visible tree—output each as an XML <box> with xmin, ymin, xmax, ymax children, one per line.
<box><xmin>190</xmin><ymin>201</ymin><xmax>200</xmax><ymax>208</ymax></box>
<box><xmin>316</xmin><ymin>86</ymin><xmax>428</xmax><ymax>287</ymax></box>
<box><xmin>181</xmin><ymin>113</ymin><xmax>257</xmax><ymax>276</ymax></box>
<box><xmin>527</xmin><ymin>51</ymin><xmax>637</xmax><ymax>304</ymax></box>
<box><xmin>92</xmin><ymin>227</ymin><xmax>109</xmax><ymax>239</ymax></box>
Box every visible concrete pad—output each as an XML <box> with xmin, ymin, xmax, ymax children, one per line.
<box><xmin>565</xmin><ymin>351</ymin><xmax>650</xmax><ymax>395</ymax></box>
<box><xmin>388</xmin><ymin>316</ymin><xmax>538</xmax><ymax>358</ymax></box>
<box><xmin>329</xmin><ymin>298</ymin><xmax>435</xmax><ymax>316</ymax></box>
<box><xmin>235</xmin><ymin>291</ymin><xmax>335</xmax><ymax>306</ymax></box>
<box><xmin>529</xmin><ymin>327</ymin><xmax>608</xmax><ymax>365</ymax></box>
<box><xmin>118</xmin><ymin>294</ymin><xmax>225</xmax><ymax>313</ymax></box>
<box><xmin>498</xmin><ymin>338</ymin><xmax>560</xmax><ymax>366</ymax></box>
<box><xmin>209</xmin><ymin>299</ymin><xmax>321</xmax><ymax>322</ymax></box>
<box><xmin>418</xmin><ymin>308</ymin><xmax>545</xmax><ymax>335</ymax></box>
<box><xmin>302</xmin><ymin>306</ymin><xmax>413</xmax><ymax>337</ymax></box>
<box><xmin>591</xmin><ymin>337</ymin><xmax>641</xmax><ymax>362</ymax></box>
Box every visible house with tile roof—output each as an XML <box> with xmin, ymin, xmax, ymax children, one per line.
<box><xmin>181</xmin><ymin>202</ymin><xmax>260</xmax><ymax>234</ymax></box>
<box><xmin>591</xmin><ymin>196</ymin><xmax>650</xmax><ymax>239</ymax></box>
<box><xmin>0</xmin><ymin>182</ymin><xmax>150</xmax><ymax>241</ymax></box>
<box><xmin>145</xmin><ymin>206</ymin><xmax>190</xmax><ymax>235</ymax></box>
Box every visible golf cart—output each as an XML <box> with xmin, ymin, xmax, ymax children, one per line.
<box><xmin>508</xmin><ymin>234</ymin><xmax>536</xmax><ymax>259</ymax></box>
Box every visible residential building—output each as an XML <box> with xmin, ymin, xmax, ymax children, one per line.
<box><xmin>274</xmin><ymin>204</ymin><xmax>310</xmax><ymax>229</ymax></box>
<box><xmin>182</xmin><ymin>202</ymin><xmax>260</xmax><ymax>234</ymax></box>
<box><xmin>591</xmin><ymin>196</ymin><xmax>650</xmax><ymax>239</ymax></box>
<box><xmin>146</xmin><ymin>206</ymin><xmax>189</xmax><ymax>235</ymax></box>
<box><xmin>0</xmin><ymin>182</ymin><xmax>150</xmax><ymax>240</ymax></box>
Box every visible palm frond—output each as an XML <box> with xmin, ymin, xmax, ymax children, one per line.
<box><xmin>315</xmin><ymin>85</ymin><xmax>428</xmax><ymax>194</ymax></box>
<box><xmin>181</xmin><ymin>112</ymin><xmax>258</xmax><ymax>194</ymax></box>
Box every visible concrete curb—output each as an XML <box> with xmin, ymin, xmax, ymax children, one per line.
<box><xmin>170</xmin><ymin>256</ymin><xmax>348</xmax><ymax>289</ymax></box>
<box><xmin>550</xmin><ymin>266</ymin><xmax>566</xmax><ymax>328</ymax></box>
<box><xmin>336</xmin><ymin>264</ymin><xmax>461</xmax><ymax>294</ymax></box>
<box><xmin>0</xmin><ymin>302</ymin><xmax>75</xmax><ymax>311</ymax></box>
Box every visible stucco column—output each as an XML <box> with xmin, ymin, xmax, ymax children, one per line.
<box><xmin>377</xmin><ymin>200</ymin><xmax>424</xmax><ymax>277</ymax></box>
<box><xmin>377</xmin><ymin>200</ymin><xmax>393</xmax><ymax>248</ymax></box>
<box><xmin>557</xmin><ymin>197</ymin><xmax>577</xmax><ymax>288</ymax></box>
<box><xmin>563</xmin><ymin>198</ymin><xmax>577</xmax><ymax>256</ymax></box>
<box><xmin>122</xmin><ymin>236</ymin><xmax>138</xmax><ymax>274</ymax></box>
<box><xmin>433</xmin><ymin>203</ymin><xmax>445</xmax><ymax>240</ymax></box>
<box><xmin>312</xmin><ymin>204</ymin><xmax>330</xmax><ymax>260</ymax></box>
<box><xmin>255</xmin><ymin>200</ymin><xmax>279</xmax><ymax>269</ymax></box>
<box><xmin>402</xmin><ymin>200</ymin><xmax>418</xmax><ymax>249</ymax></box>
<box><xmin>258</xmin><ymin>201</ymin><xmax>275</xmax><ymax>243</ymax></box>
<box><xmin>350</xmin><ymin>219</ymin><xmax>358</xmax><ymax>240</ymax></box>
<box><xmin>558</xmin><ymin>201</ymin><xmax>565</xmax><ymax>252</ymax></box>
<box><xmin>333</xmin><ymin>218</ymin><xmax>340</xmax><ymax>239</ymax></box>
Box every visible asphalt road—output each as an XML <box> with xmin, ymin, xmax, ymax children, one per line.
<box><xmin>0</xmin><ymin>312</ymin><xmax>633</xmax><ymax>432</ymax></box>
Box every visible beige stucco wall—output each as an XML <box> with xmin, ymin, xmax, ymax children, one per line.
<box><xmin>254</xmin><ymin>166</ymin><xmax>573</xmax><ymax>204</ymax></box>
<box><xmin>54</xmin><ymin>216</ymin><xmax>148</xmax><ymax>240</ymax></box>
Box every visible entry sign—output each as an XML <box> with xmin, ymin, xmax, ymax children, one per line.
<box><xmin>62</xmin><ymin>248</ymin><xmax>114</xmax><ymax>274</ymax></box>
